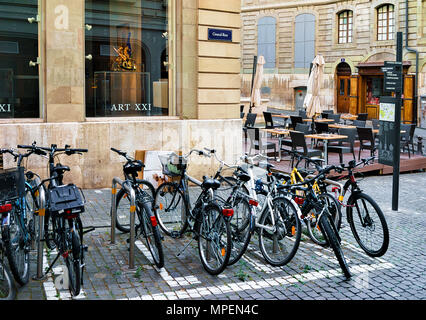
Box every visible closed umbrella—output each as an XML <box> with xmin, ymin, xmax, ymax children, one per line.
<box><xmin>304</xmin><ymin>55</ymin><xmax>325</xmax><ymax>118</ymax></box>
<box><xmin>250</xmin><ymin>55</ymin><xmax>265</xmax><ymax>110</ymax></box>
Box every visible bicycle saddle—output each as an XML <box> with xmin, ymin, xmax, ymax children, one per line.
<box><xmin>273</xmin><ymin>172</ymin><xmax>291</xmax><ymax>181</ymax></box>
<box><xmin>235</xmin><ymin>172</ymin><xmax>251</xmax><ymax>182</ymax></box>
<box><xmin>53</xmin><ymin>164</ymin><xmax>70</xmax><ymax>174</ymax></box>
<box><xmin>201</xmin><ymin>177</ymin><xmax>221</xmax><ymax>191</ymax></box>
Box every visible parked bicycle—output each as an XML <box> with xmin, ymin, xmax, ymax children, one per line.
<box><xmin>18</xmin><ymin>143</ymin><xmax>88</xmax><ymax>296</ymax></box>
<box><xmin>111</xmin><ymin>148</ymin><xmax>164</xmax><ymax>268</ymax></box>
<box><xmin>0</xmin><ymin>203</ymin><xmax>17</xmax><ymax>300</ymax></box>
<box><xmin>154</xmin><ymin>149</ymin><xmax>232</xmax><ymax>275</ymax></box>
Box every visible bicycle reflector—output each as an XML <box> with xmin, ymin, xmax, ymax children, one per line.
<box><xmin>0</xmin><ymin>204</ymin><xmax>12</xmax><ymax>213</ymax></box>
<box><xmin>150</xmin><ymin>215</ymin><xmax>158</xmax><ymax>227</ymax></box>
<box><xmin>222</xmin><ymin>208</ymin><xmax>234</xmax><ymax>217</ymax></box>
<box><xmin>294</xmin><ymin>197</ymin><xmax>304</xmax><ymax>205</ymax></box>
<box><xmin>249</xmin><ymin>199</ymin><xmax>259</xmax><ymax>207</ymax></box>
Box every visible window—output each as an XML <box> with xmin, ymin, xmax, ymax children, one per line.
<box><xmin>257</xmin><ymin>17</ymin><xmax>276</xmax><ymax>69</ymax></box>
<box><xmin>377</xmin><ymin>4</ymin><xmax>395</xmax><ymax>41</ymax></box>
<box><xmin>0</xmin><ymin>0</ymin><xmax>40</xmax><ymax>119</ymax></box>
<box><xmin>338</xmin><ymin>10</ymin><xmax>353</xmax><ymax>44</ymax></box>
<box><xmin>294</xmin><ymin>14</ymin><xmax>315</xmax><ymax>69</ymax></box>
<box><xmin>85</xmin><ymin>0</ymin><xmax>172</xmax><ymax>117</ymax></box>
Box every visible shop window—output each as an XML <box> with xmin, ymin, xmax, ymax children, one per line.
<box><xmin>294</xmin><ymin>14</ymin><xmax>315</xmax><ymax>69</ymax></box>
<box><xmin>377</xmin><ymin>4</ymin><xmax>395</xmax><ymax>41</ymax></box>
<box><xmin>257</xmin><ymin>17</ymin><xmax>276</xmax><ymax>69</ymax></box>
<box><xmin>85</xmin><ymin>0</ymin><xmax>172</xmax><ymax>117</ymax></box>
<box><xmin>0</xmin><ymin>0</ymin><xmax>40</xmax><ymax>119</ymax></box>
<box><xmin>366</xmin><ymin>77</ymin><xmax>388</xmax><ymax>105</ymax></box>
<box><xmin>338</xmin><ymin>10</ymin><xmax>353</xmax><ymax>44</ymax></box>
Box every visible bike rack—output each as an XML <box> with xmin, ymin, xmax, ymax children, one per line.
<box><xmin>111</xmin><ymin>177</ymin><xmax>136</xmax><ymax>269</ymax></box>
<box><xmin>33</xmin><ymin>176</ymin><xmax>46</xmax><ymax>280</ymax></box>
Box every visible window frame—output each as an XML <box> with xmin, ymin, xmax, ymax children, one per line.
<box><xmin>257</xmin><ymin>16</ymin><xmax>277</xmax><ymax>69</ymax></box>
<box><xmin>338</xmin><ymin>10</ymin><xmax>353</xmax><ymax>44</ymax></box>
<box><xmin>377</xmin><ymin>4</ymin><xmax>395</xmax><ymax>41</ymax></box>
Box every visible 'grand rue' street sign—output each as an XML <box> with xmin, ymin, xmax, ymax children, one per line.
<box><xmin>382</xmin><ymin>61</ymin><xmax>403</xmax><ymax>93</ymax></box>
<box><xmin>208</xmin><ymin>28</ymin><xmax>232</xmax><ymax>42</ymax></box>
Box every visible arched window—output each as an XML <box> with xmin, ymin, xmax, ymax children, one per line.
<box><xmin>294</xmin><ymin>13</ymin><xmax>315</xmax><ymax>69</ymax></box>
<box><xmin>257</xmin><ymin>17</ymin><xmax>276</xmax><ymax>68</ymax></box>
<box><xmin>377</xmin><ymin>4</ymin><xmax>395</xmax><ymax>41</ymax></box>
<box><xmin>338</xmin><ymin>10</ymin><xmax>353</xmax><ymax>44</ymax></box>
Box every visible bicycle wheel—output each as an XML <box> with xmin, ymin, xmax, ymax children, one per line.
<box><xmin>114</xmin><ymin>180</ymin><xmax>154</xmax><ymax>233</ymax></box>
<box><xmin>306</xmin><ymin>192</ymin><xmax>342</xmax><ymax>246</ymax></box>
<box><xmin>139</xmin><ymin>202</ymin><xmax>164</xmax><ymax>268</ymax></box>
<box><xmin>0</xmin><ymin>262</ymin><xmax>16</xmax><ymax>300</ymax></box>
<box><xmin>25</xmin><ymin>183</ymin><xmax>39</xmax><ymax>249</ymax></box>
<box><xmin>2</xmin><ymin>207</ymin><xmax>30</xmax><ymax>286</ymax></box>
<box><xmin>154</xmin><ymin>182</ymin><xmax>188</xmax><ymax>237</ymax></box>
<box><xmin>217</xmin><ymin>176</ymin><xmax>249</xmax><ymax>203</ymax></box>
<box><xmin>227</xmin><ymin>197</ymin><xmax>252</xmax><ymax>266</ymax></box>
<box><xmin>258</xmin><ymin>196</ymin><xmax>301</xmax><ymax>267</ymax></box>
<box><xmin>347</xmin><ymin>193</ymin><xmax>389</xmax><ymax>257</ymax></box>
<box><xmin>319</xmin><ymin>213</ymin><xmax>351</xmax><ymax>279</ymax></box>
<box><xmin>65</xmin><ymin>226</ymin><xmax>81</xmax><ymax>297</ymax></box>
<box><xmin>197</xmin><ymin>203</ymin><xmax>231</xmax><ymax>275</ymax></box>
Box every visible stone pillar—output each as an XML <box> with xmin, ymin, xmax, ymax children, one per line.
<box><xmin>45</xmin><ymin>0</ymin><xmax>85</xmax><ymax>122</ymax></box>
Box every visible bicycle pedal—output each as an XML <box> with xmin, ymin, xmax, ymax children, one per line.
<box><xmin>82</xmin><ymin>245</ymin><xmax>88</xmax><ymax>252</ymax></box>
<box><xmin>170</xmin><ymin>231</ymin><xmax>180</xmax><ymax>239</ymax></box>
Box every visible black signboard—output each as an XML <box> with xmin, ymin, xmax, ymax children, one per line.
<box><xmin>208</xmin><ymin>28</ymin><xmax>233</xmax><ymax>42</ymax></box>
<box><xmin>382</xmin><ymin>61</ymin><xmax>403</xmax><ymax>93</ymax></box>
<box><xmin>378</xmin><ymin>96</ymin><xmax>397</xmax><ymax>166</ymax></box>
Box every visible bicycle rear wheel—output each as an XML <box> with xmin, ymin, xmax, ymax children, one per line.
<box><xmin>197</xmin><ymin>203</ymin><xmax>231</xmax><ymax>275</ymax></box>
<box><xmin>347</xmin><ymin>193</ymin><xmax>389</xmax><ymax>257</ymax></box>
<box><xmin>319</xmin><ymin>213</ymin><xmax>351</xmax><ymax>279</ymax></box>
<box><xmin>0</xmin><ymin>262</ymin><xmax>16</xmax><ymax>300</ymax></box>
<box><xmin>258</xmin><ymin>197</ymin><xmax>301</xmax><ymax>267</ymax></box>
<box><xmin>139</xmin><ymin>202</ymin><xmax>164</xmax><ymax>268</ymax></box>
<box><xmin>154</xmin><ymin>182</ymin><xmax>188</xmax><ymax>237</ymax></box>
<box><xmin>65</xmin><ymin>227</ymin><xmax>81</xmax><ymax>297</ymax></box>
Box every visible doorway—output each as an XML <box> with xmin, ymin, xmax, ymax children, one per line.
<box><xmin>294</xmin><ymin>86</ymin><xmax>307</xmax><ymax>111</ymax></box>
<box><xmin>336</xmin><ymin>62</ymin><xmax>351</xmax><ymax>114</ymax></box>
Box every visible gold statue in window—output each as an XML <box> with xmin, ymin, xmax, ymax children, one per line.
<box><xmin>112</xmin><ymin>32</ymin><xmax>137</xmax><ymax>71</ymax></box>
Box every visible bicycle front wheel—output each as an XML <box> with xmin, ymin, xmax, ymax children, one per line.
<box><xmin>319</xmin><ymin>213</ymin><xmax>351</xmax><ymax>279</ymax></box>
<box><xmin>347</xmin><ymin>193</ymin><xmax>389</xmax><ymax>257</ymax></box>
<box><xmin>0</xmin><ymin>262</ymin><xmax>16</xmax><ymax>300</ymax></box>
<box><xmin>2</xmin><ymin>208</ymin><xmax>30</xmax><ymax>286</ymax></box>
<box><xmin>154</xmin><ymin>182</ymin><xmax>188</xmax><ymax>237</ymax></box>
<box><xmin>258</xmin><ymin>197</ymin><xmax>301</xmax><ymax>267</ymax></box>
<box><xmin>197</xmin><ymin>203</ymin><xmax>232</xmax><ymax>275</ymax></box>
<box><xmin>139</xmin><ymin>202</ymin><xmax>164</xmax><ymax>268</ymax></box>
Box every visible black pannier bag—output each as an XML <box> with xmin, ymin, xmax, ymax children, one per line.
<box><xmin>48</xmin><ymin>184</ymin><xmax>85</xmax><ymax>214</ymax></box>
<box><xmin>0</xmin><ymin>167</ymin><xmax>25</xmax><ymax>201</ymax></box>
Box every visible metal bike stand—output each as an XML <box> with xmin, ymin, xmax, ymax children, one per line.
<box><xmin>111</xmin><ymin>177</ymin><xmax>136</xmax><ymax>269</ymax></box>
<box><xmin>33</xmin><ymin>176</ymin><xmax>47</xmax><ymax>280</ymax></box>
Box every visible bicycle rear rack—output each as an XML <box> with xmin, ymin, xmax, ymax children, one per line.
<box><xmin>111</xmin><ymin>177</ymin><xmax>137</xmax><ymax>269</ymax></box>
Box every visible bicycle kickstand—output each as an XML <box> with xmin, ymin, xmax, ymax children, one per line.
<box><xmin>176</xmin><ymin>238</ymin><xmax>194</xmax><ymax>258</ymax></box>
<box><xmin>43</xmin><ymin>251</ymin><xmax>61</xmax><ymax>278</ymax></box>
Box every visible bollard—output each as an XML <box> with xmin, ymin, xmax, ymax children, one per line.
<box><xmin>417</xmin><ymin>136</ymin><xmax>423</xmax><ymax>155</ymax></box>
<box><xmin>33</xmin><ymin>177</ymin><xmax>46</xmax><ymax>280</ymax></box>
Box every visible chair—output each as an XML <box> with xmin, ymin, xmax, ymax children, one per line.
<box><xmin>247</xmin><ymin>127</ymin><xmax>277</xmax><ymax>159</ymax></box>
<box><xmin>353</xmin><ymin>120</ymin><xmax>366</xmax><ymax>128</ymax></box>
<box><xmin>357</xmin><ymin>113</ymin><xmax>368</xmax><ymax>121</ymax></box>
<box><xmin>357</xmin><ymin>127</ymin><xmax>377</xmax><ymax>160</ymax></box>
<box><xmin>240</xmin><ymin>112</ymin><xmax>245</xmax><ymax>119</ymax></box>
<box><xmin>323</xmin><ymin>110</ymin><xmax>334</xmax><ymax>114</ymax></box>
<box><xmin>327</xmin><ymin>128</ymin><xmax>356</xmax><ymax>164</ymax></box>
<box><xmin>290</xmin><ymin>115</ymin><xmax>303</xmax><ymax>130</ymax></box>
<box><xmin>290</xmin><ymin>131</ymin><xmax>322</xmax><ymax>168</ymax></box>
<box><xmin>240</xmin><ymin>105</ymin><xmax>245</xmax><ymax>113</ymax></box>
<box><xmin>243</xmin><ymin>113</ymin><xmax>257</xmax><ymax>142</ymax></box>
<box><xmin>372</xmin><ymin>119</ymin><xmax>380</xmax><ymax>129</ymax></box>
<box><xmin>264</xmin><ymin>111</ymin><xmax>285</xmax><ymax>130</ymax></box>
<box><xmin>280</xmin><ymin>123</ymin><xmax>310</xmax><ymax>153</ymax></box>
<box><xmin>328</xmin><ymin>114</ymin><xmax>341</xmax><ymax>124</ymax></box>
<box><xmin>400</xmin><ymin>124</ymin><xmax>416</xmax><ymax>158</ymax></box>
<box><xmin>314</xmin><ymin>121</ymin><xmax>329</xmax><ymax>134</ymax></box>
<box><xmin>321</xmin><ymin>112</ymin><xmax>329</xmax><ymax>119</ymax></box>
<box><xmin>298</xmin><ymin>110</ymin><xmax>308</xmax><ymax>119</ymax></box>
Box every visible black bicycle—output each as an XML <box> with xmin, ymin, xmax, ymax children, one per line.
<box><xmin>0</xmin><ymin>203</ymin><xmax>17</xmax><ymax>300</ymax></box>
<box><xmin>111</xmin><ymin>148</ymin><xmax>164</xmax><ymax>268</ymax></box>
<box><xmin>18</xmin><ymin>143</ymin><xmax>88</xmax><ymax>296</ymax></box>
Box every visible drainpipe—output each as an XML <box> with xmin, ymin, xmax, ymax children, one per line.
<box><xmin>405</xmin><ymin>0</ymin><xmax>419</xmax><ymax>125</ymax></box>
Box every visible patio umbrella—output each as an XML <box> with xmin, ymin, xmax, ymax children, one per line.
<box><xmin>304</xmin><ymin>55</ymin><xmax>325</xmax><ymax>118</ymax></box>
<box><xmin>250</xmin><ymin>55</ymin><xmax>265</xmax><ymax>112</ymax></box>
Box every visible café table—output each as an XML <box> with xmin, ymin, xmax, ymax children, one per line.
<box><xmin>341</xmin><ymin>114</ymin><xmax>358</xmax><ymax>124</ymax></box>
<box><xmin>305</xmin><ymin>133</ymin><xmax>348</xmax><ymax>165</ymax></box>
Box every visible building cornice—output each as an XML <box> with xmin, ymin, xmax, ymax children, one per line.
<box><xmin>241</xmin><ymin>0</ymin><xmax>344</xmax><ymax>13</ymax></box>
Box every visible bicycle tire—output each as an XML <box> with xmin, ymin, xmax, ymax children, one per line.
<box><xmin>2</xmin><ymin>208</ymin><xmax>30</xmax><ymax>286</ymax></box>
<box><xmin>197</xmin><ymin>203</ymin><xmax>232</xmax><ymax>275</ymax></box>
<box><xmin>139</xmin><ymin>202</ymin><xmax>164</xmax><ymax>268</ymax></box>
<box><xmin>217</xmin><ymin>176</ymin><xmax>249</xmax><ymax>202</ymax></box>
<box><xmin>319</xmin><ymin>213</ymin><xmax>351</xmax><ymax>279</ymax></box>
<box><xmin>347</xmin><ymin>193</ymin><xmax>389</xmax><ymax>257</ymax></box>
<box><xmin>227</xmin><ymin>197</ymin><xmax>252</xmax><ymax>266</ymax></box>
<box><xmin>114</xmin><ymin>180</ymin><xmax>155</xmax><ymax>233</ymax></box>
<box><xmin>306</xmin><ymin>192</ymin><xmax>342</xmax><ymax>246</ymax></box>
<box><xmin>0</xmin><ymin>262</ymin><xmax>17</xmax><ymax>300</ymax></box>
<box><xmin>154</xmin><ymin>182</ymin><xmax>188</xmax><ymax>237</ymax></box>
<box><xmin>258</xmin><ymin>196</ymin><xmax>302</xmax><ymax>267</ymax></box>
<box><xmin>65</xmin><ymin>227</ymin><xmax>81</xmax><ymax>297</ymax></box>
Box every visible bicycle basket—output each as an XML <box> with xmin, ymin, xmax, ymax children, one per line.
<box><xmin>48</xmin><ymin>184</ymin><xmax>85</xmax><ymax>215</ymax></box>
<box><xmin>158</xmin><ymin>153</ymin><xmax>187</xmax><ymax>177</ymax></box>
<box><xmin>0</xmin><ymin>167</ymin><xmax>25</xmax><ymax>201</ymax></box>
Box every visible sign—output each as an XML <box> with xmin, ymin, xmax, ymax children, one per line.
<box><xmin>382</xmin><ymin>61</ymin><xmax>403</xmax><ymax>93</ymax></box>
<box><xmin>208</xmin><ymin>28</ymin><xmax>232</xmax><ymax>42</ymax></box>
<box><xmin>378</xmin><ymin>96</ymin><xmax>398</xmax><ymax>166</ymax></box>
<box><xmin>379</xmin><ymin>102</ymin><xmax>395</xmax><ymax>122</ymax></box>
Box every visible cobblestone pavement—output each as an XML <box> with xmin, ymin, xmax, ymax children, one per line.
<box><xmin>15</xmin><ymin>171</ymin><xmax>426</xmax><ymax>300</ymax></box>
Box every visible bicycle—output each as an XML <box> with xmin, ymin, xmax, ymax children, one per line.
<box><xmin>18</xmin><ymin>143</ymin><xmax>89</xmax><ymax>296</ymax></box>
<box><xmin>331</xmin><ymin>157</ymin><xmax>389</xmax><ymax>257</ymax></box>
<box><xmin>111</xmin><ymin>148</ymin><xmax>164</xmax><ymax>268</ymax></box>
<box><xmin>0</xmin><ymin>147</ymin><xmax>45</xmax><ymax>286</ymax></box>
<box><xmin>0</xmin><ymin>224</ymin><xmax>16</xmax><ymax>300</ymax></box>
<box><xmin>278</xmin><ymin>164</ymin><xmax>352</xmax><ymax>279</ymax></box>
<box><xmin>154</xmin><ymin>149</ymin><xmax>232</xmax><ymax>275</ymax></box>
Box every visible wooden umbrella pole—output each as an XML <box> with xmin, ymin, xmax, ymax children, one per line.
<box><xmin>249</xmin><ymin>55</ymin><xmax>258</xmax><ymax>113</ymax></box>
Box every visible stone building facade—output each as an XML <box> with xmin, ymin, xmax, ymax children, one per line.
<box><xmin>241</xmin><ymin>0</ymin><xmax>426</xmax><ymax>125</ymax></box>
